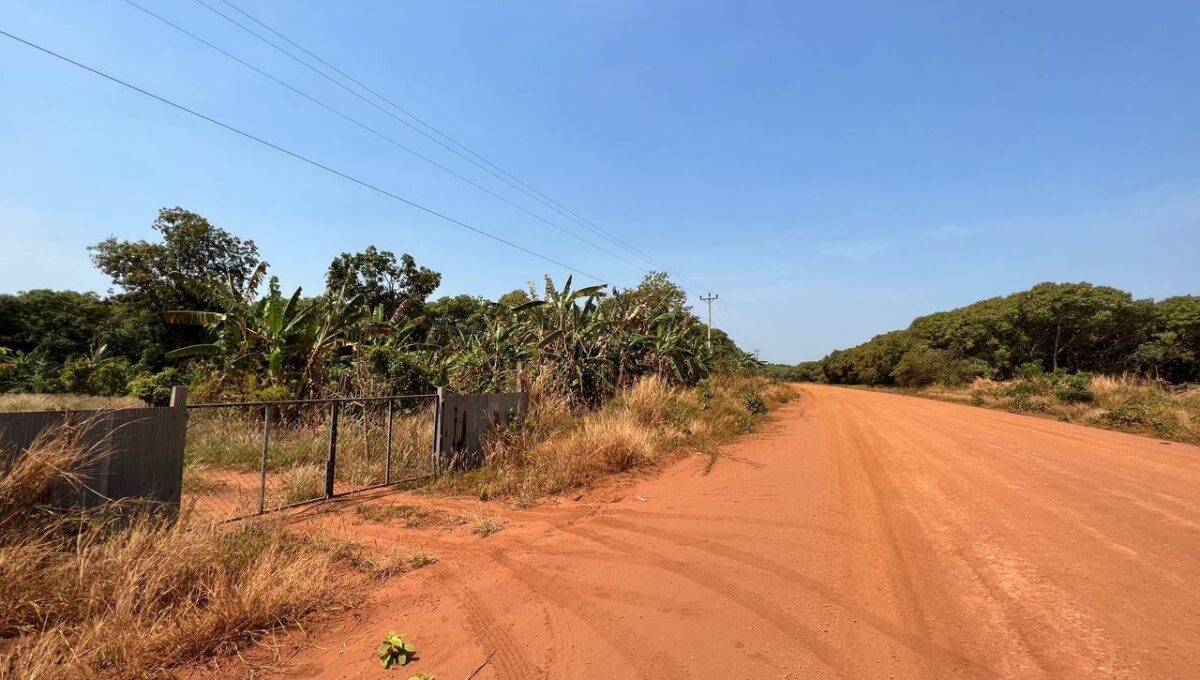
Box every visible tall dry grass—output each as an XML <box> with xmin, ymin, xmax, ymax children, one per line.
<box><xmin>444</xmin><ymin>374</ymin><xmax>795</xmax><ymax>500</ymax></box>
<box><xmin>922</xmin><ymin>374</ymin><xmax>1200</xmax><ymax>443</ymax></box>
<box><xmin>0</xmin><ymin>428</ymin><xmax>357</xmax><ymax>680</ymax></box>
<box><xmin>0</xmin><ymin>393</ymin><xmax>142</xmax><ymax>413</ymax></box>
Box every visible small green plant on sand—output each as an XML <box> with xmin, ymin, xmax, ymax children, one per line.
<box><xmin>378</xmin><ymin>633</ymin><xmax>416</xmax><ymax>669</ymax></box>
<box><xmin>408</xmin><ymin>675</ymin><xmax>436</xmax><ymax>680</ymax></box>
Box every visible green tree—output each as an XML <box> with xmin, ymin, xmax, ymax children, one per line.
<box><xmin>90</xmin><ymin>207</ymin><xmax>260</xmax><ymax>313</ymax></box>
<box><xmin>0</xmin><ymin>290</ymin><xmax>110</xmax><ymax>362</ymax></box>
<box><xmin>324</xmin><ymin>246</ymin><xmax>440</xmax><ymax>321</ymax></box>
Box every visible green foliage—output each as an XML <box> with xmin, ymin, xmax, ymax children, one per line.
<box><xmin>126</xmin><ymin>368</ymin><xmax>183</xmax><ymax>406</ymax></box>
<box><xmin>1099</xmin><ymin>395</ymin><xmax>1184</xmax><ymax>437</ymax></box>
<box><xmin>325</xmin><ymin>246</ymin><xmax>440</xmax><ymax>321</ymax></box>
<box><xmin>0</xmin><ymin>210</ymin><xmax>758</xmax><ymax>404</ymax></box>
<box><xmin>86</xmin><ymin>358</ymin><xmax>131</xmax><ymax>396</ymax></box>
<box><xmin>1055</xmin><ymin>373</ymin><xmax>1095</xmax><ymax>404</ymax></box>
<box><xmin>0</xmin><ymin>290</ymin><xmax>111</xmax><ymax>363</ymax></box>
<box><xmin>0</xmin><ymin>347</ymin><xmax>14</xmax><ymax>380</ymax></box>
<box><xmin>742</xmin><ymin>388</ymin><xmax>767</xmax><ymax>415</ymax></box>
<box><xmin>377</xmin><ymin>633</ymin><xmax>415</xmax><ymax>669</ymax></box>
<box><xmin>800</xmin><ymin>283</ymin><xmax>1199</xmax><ymax>388</ymax></box>
<box><xmin>1018</xmin><ymin>362</ymin><xmax>1045</xmax><ymax>379</ymax></box>
<box><xmin>90</xmin><ymin>207</ymin><xmax>261</xmax><ymax>313</ymax></box>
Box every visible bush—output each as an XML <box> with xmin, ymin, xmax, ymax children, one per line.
<box><xmin>57</xmin><ymin>358</ymin><xmax>92</xmax><ymax>393</ymax></box>
<box><xmin>127</xmin><ymin>367</ymin><xmax>183</xmax><ymax>406</ymax></box>
<box><xmin>1055</xmin><ymin>373</ymin><xmax>1095</xmax><ymax>403</ymax></box>
<box><xmin>86</xmin><ymin>358</ymin><xmax>130</xmax><ymax>396</ymax></box>
<box><xmin>1018</xmin><ymin>362</ymin><xmax>1045</xmax><ymax>379</ymax></box>
<box><xmin>743</xmin><ymin>389</ymin><xmax>768</xmax><ymax>415</ymax></box>
<box><xmin>1099</xmin><ymin>396</ymin><xmax>1183</xmax><ymax>437</ymax></box>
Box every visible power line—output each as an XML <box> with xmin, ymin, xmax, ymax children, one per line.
<box><xmin>201</xmin><ymin>0</ymin><xmax>710</xmax><ymax>291</ymax></box>
<box><xmin>120</xmin><ymin>0</ymin><xmax>649</xmax><ymax>277</ymax></box>
<box><xmin>0</xmin><ymin>28</ymin><xmax>607</xmax><ymax>283</ymax></box>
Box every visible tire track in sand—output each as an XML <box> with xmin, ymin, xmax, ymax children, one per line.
<box><xmin>442</xmin><ymin>566</ymin><xmax>540</xmax><ymax>679</ymax></box>
<box><xmin>487</xmin><ymin>548</ymin><xmax>692</xmax><ymax>679</ymax></box>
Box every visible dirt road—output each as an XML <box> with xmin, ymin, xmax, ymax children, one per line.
<box><xmin>267</xmin><ymin>385</ymin><xmax>1200</xmax><ymax>679</ymax></box>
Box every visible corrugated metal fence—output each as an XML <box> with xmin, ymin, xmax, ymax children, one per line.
<box><xmin>0</xmin><ymin>388</ymin><xmax>188</xmax><ymax>508</ymax></box>
<box><xmin>433</xmin><ymin>388</ymin><xmax>528</xmax><ymax>472</ymax></box>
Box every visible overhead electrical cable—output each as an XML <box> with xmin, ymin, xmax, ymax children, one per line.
<box><xmin>120</xmin><ymin>0</ymin><xmax>648</xmax><ymax>277</ymax></box>
<box><xmin>0</xmin><ymin>28</ymin><xmax>607</xmax><ymax>283</ymax></box>
<box><xmin>199</xmin><ymin>0</ymin><xmax>711</xmax><ymax>292</ymax></box>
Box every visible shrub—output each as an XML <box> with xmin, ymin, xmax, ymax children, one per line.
<box><xmin>743</xmin><ymin>389</ymin><xmax>768</xmax><ymax>415</ymax></box>
<box><xmin>1099</xmin><ymin>396</ymin><xmax>1183</xmax><ymax>438</ymax></box>
<box><xmin>127</xmin><ymin>367</ymin><xmax>183</xmax><ymax>406</ymax></box>
<box><xmin>1055</xmin><ymin>373</ymin><xmax>1095</xmax><ymax>403</ymax></box>
<box><xmin>58</xmin><ymin>358</ymin><xmax>92</xmax><ymax>393</ymax></box>
<box><xmin>1018</xmin><ymin>362</ymin><xmax>1045</xmax><ymax>379</ymax></box>
<box><xmin>86</xmin><ymin>358</ymin><xmax>130</xmax><ymax>396</ymax></box>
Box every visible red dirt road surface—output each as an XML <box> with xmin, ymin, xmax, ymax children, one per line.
<box><xmin>259</xmin><ymin>385</ymin><xmax>1200</xmax><ymax>679</ymax></box>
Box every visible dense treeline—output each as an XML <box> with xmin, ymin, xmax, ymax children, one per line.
<box><xmin>0</xmin><ymin>207</ymin><xmax>754</xmax><ymax>405</ymax></box>
<box><xmin>781</xmin><ymin>283</ymin><xmax>1199</xmax><ymax>387</ymax></box>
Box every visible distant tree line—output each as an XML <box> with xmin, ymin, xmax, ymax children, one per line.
<box><xmin>775</xmin><ymin>282</ymin><xmax>1199</xmax><ymax>387</ymax></box>
<box><xmin>0</xmin><ymin>207</ymin><xmax>755</xmax><ymax>405</ymax></box>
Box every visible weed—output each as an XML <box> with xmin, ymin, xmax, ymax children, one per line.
<box><xmin>471</xmin><ymin>515</ymin><xmax>505</xmax><ymax>537</ymax></box>
<box><xmin>377</xmin><ymin>633</ymin><xmax>416</xmax><ymax>669</ymax></box>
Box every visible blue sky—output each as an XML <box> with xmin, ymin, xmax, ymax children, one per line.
<box><xmin>1</xmin><ymin>1</ymin><xmax>1197</xmax><ymax>363</ymax></box>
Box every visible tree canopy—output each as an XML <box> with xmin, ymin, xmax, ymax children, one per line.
<box><xmin>787</xmin><ymin>283</ymin><xmax>1200</xmax><ymax>386</ymax></box>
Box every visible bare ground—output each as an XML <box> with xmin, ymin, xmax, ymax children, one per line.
<box><xmin>197</xmin><ymin>384</ymin><xmax>1200</xmax><ymax>679</ymax></box>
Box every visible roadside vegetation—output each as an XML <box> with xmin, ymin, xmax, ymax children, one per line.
<box><xmin>0</xmin><ymin>207</ymin><xmax>786</xmax><ymax>511</ymax></box>
<box><xmin>443</xmin><ymin>374</ymin><xmax>794</xmax><ymax>502</ymax></box>
<box><xmin>917</xmin><ymin>372</ymin><xmax>1200</xmax><ymax>443</ymax></box>
<box><xmin>0</xmin><ymin>426</ymin><xmax>440</xmax><ymax>679</ymax></box>
<box><xmin>773</xmin><ymin>281</ymin><xmax>1198</xmax><ymax>442</ymax></box>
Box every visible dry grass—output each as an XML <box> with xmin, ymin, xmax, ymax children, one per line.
<box><xmin>0</xmin><ymin>428</ymin><xmax>376</xmax><ymax>680</ymax></box>
<box><xmin>920</xmin><ymin>374</ymin><xmax>1200</xmax><ymax>443</ymax></box>
<box><xmin>438</xmin><ymin>374</ymin><xmax>795</xmax><ymax>500</ymax></box>
<box><xmin>0</xmin><ymin>393</ymin><xmax>142</xmax><ymax>413</ymax></box>
<box><xmin>469</xmin><ymin>514</ymin><xmax>505</xmax><ymax>538</ymax></box>
<box><xmin>353</xmin><ymin>502</ymin><xmax>466</xmax><ymax>529</ymax></box>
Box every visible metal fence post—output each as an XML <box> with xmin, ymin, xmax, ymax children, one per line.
<box><xmin>432</xmin><ymin>387</ymin><xmax>445</xmax><ymax>474</ymax></box>
<box><xmin>258</xmin><ymin>404</ymin><xmax>270</xmax><ymax>515</ymax></box>
<box><xmin>325</xmin><ymin>401</ymin><xmax>339</xmax><ymax>499</ymax></box>
<box><xmin>385</xmin><ymin>399</ymin><xmax>394</xmax><ymax>485</ymax></box>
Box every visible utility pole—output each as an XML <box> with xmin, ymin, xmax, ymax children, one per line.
<box><xmin>700</xmin><ymin>293</ymin><xmax>719</xmax><ymax>346</ymax></box>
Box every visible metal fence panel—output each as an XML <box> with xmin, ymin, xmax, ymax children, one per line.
<box><xmin>0</xmin><ymin>405</ymin><xmax>187</xmax><ymax>508</ymax></box>
<box><xmin>182</xmin><ymin>395</ymin><xmax>438</xmax><ymax>522</ymax></box>
<box><xmin>435</xmin><ymin>390</ymin><xmax>528</xmax><ymax>471</ymax></box>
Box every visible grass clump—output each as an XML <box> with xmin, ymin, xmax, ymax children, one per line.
<box><xmin>0</xmin><ymin>428</ymin><xmax>361</xmax><ymax>679</ymax></box>
<box><xmin>301</xmin><ymin>536</ymin><xmax>438</xmax><ymax>580</ymax></box>
<box><xmin>470</xmin><ymin>515</ymin><xmax>505</xmax><ymax>537</ymax></box>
